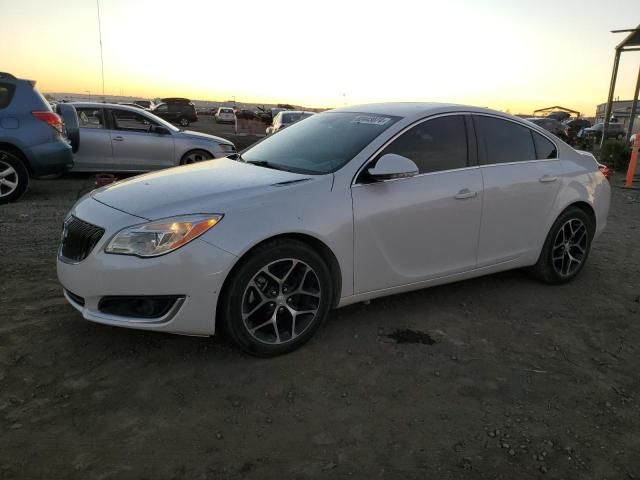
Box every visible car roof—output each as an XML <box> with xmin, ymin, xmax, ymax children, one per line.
<box><xmin>280</xmin><ymin>110</ymin><xmax>315</xmax><ymax>115</ymax></box>
<box><xmin>71</xmin><ymin>102</ymin><xmax>148</xmax><ymax>113</ymax></box>
<box><xmin>329</xmin><ymin>102</ymin><xmax>521</xmax><ymax>122</ymax></box>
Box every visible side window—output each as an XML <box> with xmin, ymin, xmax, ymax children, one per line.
<box><xmin>474</xmin><ymin>116</ymin><xmax>535</xmax><ymax>164</ymax></box>
<box><xmin>532</xmin><ymin>131</ymin><xmax>557</xmax><ymax>159</ymax></box>
<box><xmin>0</xmin><ymin>83</ymin><xmax>16</xmax><ymax>109</ymax></box>
<box><xmin>111</xmin><ymin>109</ymin><xmax>156</xmax><ymax>133</ymax></box>
<box><xmin>377</xmin><ymin>115</ymin><xmax>468</xmax><ymax>174</ymax></box>
<box><xmin>155</xmin><ymin>104</ymin><xmax>168</xmax><ymax>113</ymax></box>
<box><xmin>77</xmin><ymin>108</ymin><xmax>104</xmax><ymax>129</ymax></box>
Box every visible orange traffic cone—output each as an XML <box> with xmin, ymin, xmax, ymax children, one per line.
<box><xmin>625</xmin><ymin>135</ymin><xmax>640</xmax><ymax>189</ymax></box>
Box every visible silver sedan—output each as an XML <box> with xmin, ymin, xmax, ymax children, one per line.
<box><xmin>70</xmin><ymin>103</ymin><xmax>235</xmax><ymax>172</ymax></box>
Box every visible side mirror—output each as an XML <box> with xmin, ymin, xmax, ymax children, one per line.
<box><xmin>367</xmin><ymin>154</ymin><xmax>419</xmax><ymax>181</ymax></box>
<box><xmin>151</xmin><ymin>125</ymin><xmax>170</xmax><ymax>135</ymax></box>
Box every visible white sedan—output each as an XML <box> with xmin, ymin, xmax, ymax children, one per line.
<box><xmin>57</xmin><ymin>103</ymin><xmax>610</xmax><ymax>356</ymax></box>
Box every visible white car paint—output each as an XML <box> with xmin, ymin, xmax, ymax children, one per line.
<box><xmin>57</xmin><ymin>103</ymin><xmax>610</xmax><ymax>338</ymax></box>
<box><xmin>214</xmin><ymin>107</ymin><xmax>235</xmax><ymax>123</ymax></box>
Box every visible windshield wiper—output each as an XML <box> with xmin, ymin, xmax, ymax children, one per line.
<box><xmin>236</xmin><ymin>156</ymin><xmax>320</xmax><ymax>175</ymax></box>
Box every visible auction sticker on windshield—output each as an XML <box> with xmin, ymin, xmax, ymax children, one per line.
<box><xmin>351</xmin><ymin>115</ymin><xmax>391</xmax><ymax>126</ymax></box>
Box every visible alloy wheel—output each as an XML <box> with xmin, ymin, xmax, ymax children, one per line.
<box><xmin>0</xmin><ymin>160</ymin><xmax>19</xmax><ymax>198</ymax></box>
<box><xmin>551</xmin><ymin>218</ymin><xmax>588</xmax><ymax>277</ymax></box>
<box><xmin>241</xmin><ymin>258</ymin><xmax>322</xmax><ymax>345</ymax></box>
<box><xmin>184</xmin><ymin>151</ymin><xmax>210</xmax><ymax>164</ymax></box>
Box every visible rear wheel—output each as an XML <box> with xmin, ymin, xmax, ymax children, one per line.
<box><xmin>179</xmin><ymin>117</ymin><xmax>190</xmax><ymax>127</ymax></box>
<box><xmin>531</xmin><ymin>207</ymin><xmax>594</xmax><ymax>284</ymax></box>
<box><xmin>0</xmin><ymin>150</ymin><xmax>29</xmax><ymax>204</ymax></box>
<box><xmin>220</xmin><ymin>239</ymin><xmax>333</xmax><ymax>356</ymax></box>
<box><xmin>180</xmin><ymin>149</ymin><xmax>213</xmax><ymax>165</ymax></box>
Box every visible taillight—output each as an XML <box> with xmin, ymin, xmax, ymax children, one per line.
<box><xmin>598</xmin><ymin>163</ymin><xmax>611</xmax><ymax>180</ymax></box>
<box><xmin>32</xmin><ymin>111</ymin><xmax>64</xmax><ymax>135</ymax></box>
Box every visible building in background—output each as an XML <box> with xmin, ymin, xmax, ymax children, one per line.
<box><xmin>596</xmin><ymin>100</ymin><xmax>640</xmax><ymax>133</ymax></box>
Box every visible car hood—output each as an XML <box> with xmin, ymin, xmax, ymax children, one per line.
<box><xmin>176</xmin><ymin>129</ymin><xmax>232</xmax><ymax>145</ymax></box>
<box><xmin>91</xmin><ymin>158</ymin><xmax>327</xmax><ymax>220</ymax></box>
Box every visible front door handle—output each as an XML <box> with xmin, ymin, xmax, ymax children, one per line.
<box><xmin>112</xmin><ymin>136</ymin><xmax>124</xmax><ymax>142</ymax></box>
<box><xmin>455</xmin><ymin>188</ymin><xmax>477</xmax><ymax>200</ymax></box>
<box><xmin>539</xmin><ymin>175</ymin><xmax>558</xmax><ymax>183</ymax></box>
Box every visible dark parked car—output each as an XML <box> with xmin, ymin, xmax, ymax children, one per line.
<box><xmin>578</xmin><ymin>122</ymin><xmax>625</xmax><ymax>141</ymax></box>
<box><xmin>0</xmin><ymin>72</ymin><xmax>77</xmax><ymax>204</ymax></box>
<box><xmin>151</xmin><ymin>98</ymin><xmax>198</xmax><ymax>127</ymax></box>
<box><xmin>526</xmin><ymin>117</ymin><xmax>569</xmax><ymax>140</ymax></box>
<box><xmin>563</xmin><ymin>118</ymin><xmax>591</xmax><ymax>140</ymax></box>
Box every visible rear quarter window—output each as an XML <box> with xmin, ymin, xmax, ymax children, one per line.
<box><xmin>532</xmin><ymin>131</ymin><xmax>557</xmax><ymax>159</ymax></box>
<box><xmin>0</xmin><ymin>83</ymin><xmax>16</xmax><ymax>109</ymax></box>
<box><xmin>475</xmin><ymin>115</ymin><xmax>536</xmax><ymax>164</ymax></box>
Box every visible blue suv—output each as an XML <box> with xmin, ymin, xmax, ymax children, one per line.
<box><xmin>0</xmin><ymin>72</ymin><xmax>78</xmax><ymax>204</ymax></box>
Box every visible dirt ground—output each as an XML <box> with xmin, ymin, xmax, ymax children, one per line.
<box><xmin>1</xmin><ymin>126</ymin><xmax>639</xmax><ymax>478</ymax></box>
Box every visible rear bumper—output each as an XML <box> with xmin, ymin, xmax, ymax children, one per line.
<box><xmin>26</xmin><ymin>140</ymin><xmax>73</xmax><ymax>177</ymax></box>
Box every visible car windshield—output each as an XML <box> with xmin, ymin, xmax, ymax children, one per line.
<box><xmin>241</xmin><ymin>111</ymin><xmax>400</xmax><ymax>174</ymax></box>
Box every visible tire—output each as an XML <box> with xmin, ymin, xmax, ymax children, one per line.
<box><xmin>0</xmin><ymin>150</ymin><xmax>29</xmax><ymax>204</ymax></box>
<box><xmin>179</xmin><ymin>117</ymin><xmax>190</xmax><ymax>127</ymax></box>
<box><xmin>531</xmin><ymin>207</ymin><xmax>594</xmax><ymax>284</ymax></box>
<box><xmin>180</xmin><ymin>149</ymin><xmax>213</xmax><ymax>165</ymax></box>
<box><xmin>55</xmin><ymin>103</ymin><xmax>80</xmax><ymax>153</ymax></box>
<box><xmin>220</xmin><ymin>239</ymin><xmax>333</xmax><ymax>357</ymax></box>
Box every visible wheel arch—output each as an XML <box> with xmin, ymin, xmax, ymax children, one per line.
<box><xmin>217</xmin><ymin>232</ymin><xmax>343</xmax><ymax>317</ymax></box>
<box><xmin>0</xmin><ymin>142</ymin><xmax>32</xmax><ymax>176</ymax></box>
<box><xmin>566</xmin><ymin>201</ymin><xmax>596</xmax><ymax>229</ymax></box>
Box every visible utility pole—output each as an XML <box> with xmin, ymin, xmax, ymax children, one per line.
<box><xmin>96</xmin><ymin>0</ymin><xmax>106</xmax><ymax>102</ymax></box>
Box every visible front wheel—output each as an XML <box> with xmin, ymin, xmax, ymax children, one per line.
<box><xmin>220</xmin><ymin>239</ymin><xmax>333</xmax><ymax>356</ymax></box>
<box><xmin>180</xmin><ymin>149</ymin><xmax>213</xmax><ymax>165</ymax></box>
<box><xmin>531</xmin><ymin>207</ymin><xmax>594</xmax><ymax>284</ymax></box>
<box><xmin>0</xmin><ymin>150</ymin><xmax>29</xmax><ymax>204</ymax></box>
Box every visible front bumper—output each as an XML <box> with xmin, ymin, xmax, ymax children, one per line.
<box><xmin>56</xmin><ymin>198</ymin><xmax>237</xmax><ymax>335</ymax></box>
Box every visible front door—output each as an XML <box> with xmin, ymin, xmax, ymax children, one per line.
<box><xmin>352</xmin><ymin>114</ymin><xmax>483</xmax><ymax>294</ymax></box>
<box><xmin>107</xmin><ymin>108</ymin><xmax>175</xmax><ymax>171</ymax></box>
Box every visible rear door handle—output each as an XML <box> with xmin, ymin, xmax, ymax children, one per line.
<box><xmin>455</xmin><ymin>188</ymin><xmax>477</xmax><ymax>200</ymax></box>
<box><xmin>539</xmin><ymin>175</ymin><xmax>558</xmax><ymax>183</ymax></box>
<box><xmin>112</xmin><ymin>136</ymin><xmax>124</xmax><ymax>142</ymax></box>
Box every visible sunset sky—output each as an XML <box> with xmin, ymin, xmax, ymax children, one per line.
<box><xmin>1</xmin><ymin>0</ymin><xmax>639</xmax><ymax>115</ymax></box>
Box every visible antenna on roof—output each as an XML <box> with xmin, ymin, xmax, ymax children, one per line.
<box><xmin>96</xmin><ymin>0</ymin><xmax>106</xmax><ymax>102</ymax></box>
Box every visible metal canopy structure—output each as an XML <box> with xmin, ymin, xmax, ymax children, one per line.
<box><xmin>602</xmin><ymin>24</ymin><xmax>640</xmax><ymax>146</ymax></box>
<box><xmin>533</xmin><ymin>105</ymin><xmax>581</xmax><ymax>117</ymax></box>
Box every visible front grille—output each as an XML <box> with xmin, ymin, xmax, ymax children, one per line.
<box><xmin>60</xmin><ymin>216</ymin><xmax>105</xmax><ymax>262</ymax></box>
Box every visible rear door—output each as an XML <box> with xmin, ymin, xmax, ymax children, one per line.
<box><xmin>352</xmin><ymin>114</ymin><xmax>483</xmax><ymax>293</ymax></box>
<box><xmin>473</xmin><ymin>115</ymin><xmax>564</xmax><ymax>266</ymax></box>
<box><xmin>72</xmin><ymin>107</ymin><xmax>113</xmax><ymax>171</ymax></box>
<box><xmin>107</xmin><ymin>108</ymin><xmax>175</xmax><ymax>170</ymax></box>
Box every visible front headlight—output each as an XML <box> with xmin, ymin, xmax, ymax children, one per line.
<box><xmin>105</xmin><ymin>214</ymin><xmax>223</xmax><ymax>257</ymax></box>
<box><xmin>219</xmin><ymin>143</ymin><xmax>236</xmax><ymax>154</ymax></box>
